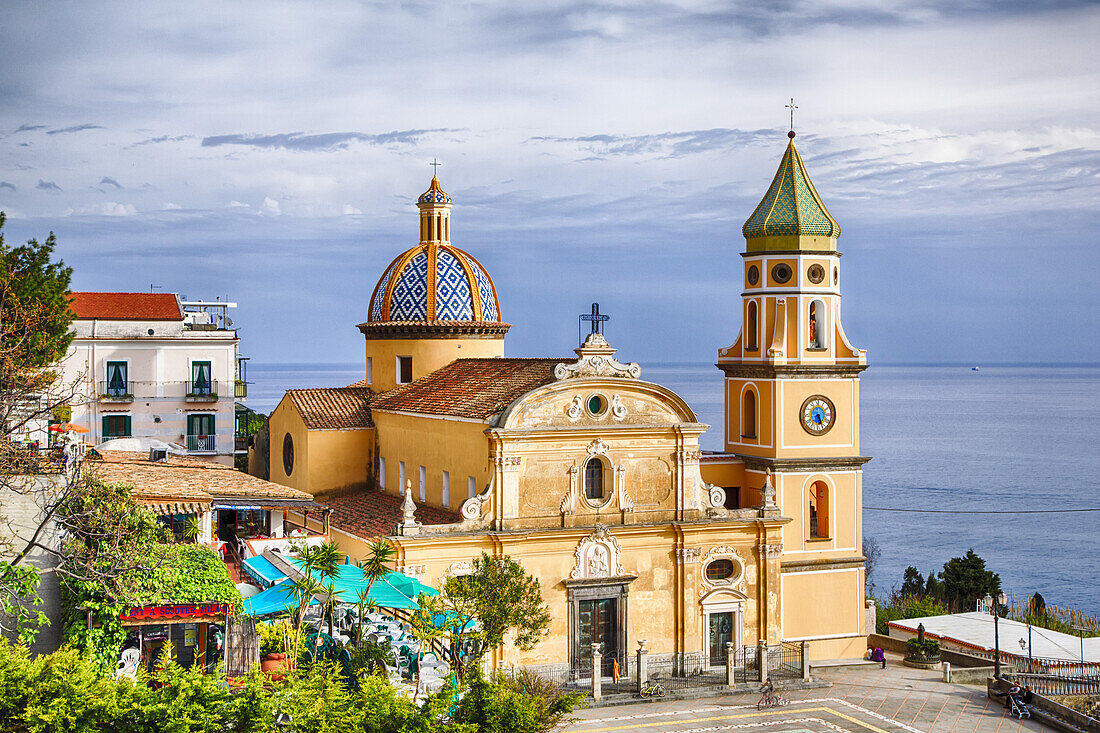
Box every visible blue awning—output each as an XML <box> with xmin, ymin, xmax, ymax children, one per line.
<box><xmin>241</xmin><ymin>563</ymin><xmax>437</xmax><ymax>618</ymax></box>
<box><xmin>242</xmin><ymin>555</ymin><xmax>286</xmax><ymax>589</ymax></box>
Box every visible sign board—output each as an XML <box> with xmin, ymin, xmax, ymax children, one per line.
<box><xmin>119</xmin><ymin>603</ymin><xmax>231</xmax><ymax>621</ymax></box>
<box><xmin>52</xmin><ymin>405</ymin><xmax>72</xmax><ymax>421</ymax></box>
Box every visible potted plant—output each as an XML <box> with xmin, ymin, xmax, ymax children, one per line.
<box><xmin>903</xmin><ymin>637</ymin><xmax>942</xmax><ymax>668</ymax></box>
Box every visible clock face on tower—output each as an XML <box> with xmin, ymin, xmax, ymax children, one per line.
<box><xmin>800</xmin><ymin>395</ymin><xmax>835</xmax><ymax>435</ymax></box>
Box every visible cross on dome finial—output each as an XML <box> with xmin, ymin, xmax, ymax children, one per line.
<box><xmin>785</xmin><ymin>98</ymin><xmax>798</xmax><ymax>139</ymax></box>
<box><xmin>430</xmin><ymin>158</ymin><xmax>442</xmax><ymax>176</ymax></box>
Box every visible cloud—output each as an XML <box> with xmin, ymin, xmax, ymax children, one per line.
<box><xmin>101</xmin><ymin>202</ymin><xmax>136</xmax><ymax>216</ymax></box>
<box><xmin>0</xmin><ymin>182</ymin><xmax>15</xmax><ymax>191</ymax></box>
<box><xmin>99</xmin><ymin>176</ymin><xmax>122</xmax><ymax>189</ymax></box>
<box><xmin>261</xmin><ymin>197</ymin><xmax>281</xmax><ymax>214</ymax></box>
<box><xmin>12</xmin><ymin>124</ymin><xmax>46</xmax><ymax>134</ymax></box>
<box><xmin>342</xmin><ymin>204</ymin><xmax>362</xmax><ymax>215</ymax></box>
<box><xmin>226</xmin><ymin>200</ymin><xmax>250</xmax><ymax>209</ymax></box>
<box><xmin>163</xmin><ymin>202</ymin><xmax>182</xmax><ymax>210</ymax></box>
<box><xmin>46</xmin><ymin>123</ymin><xmax>103</xmax><ymax>135</ymax></box>
<box><xmin>36</xmin><ymin>179</ymin><xmax>62</xmax><ymax>192</ymax></box>
<box><xmin>130</xmin><ymin>134</ymin><xmax>192</xmax><ymax>147</ymax></box>
<box><xmin>200</xmin><ymin>129</ymin><xmax>455</xmax><ymax>151</ymax></box>
<box><xmin>528</xmin><ymin>128</ymin><xmax>776</xmax><ymax>158</ymax></box>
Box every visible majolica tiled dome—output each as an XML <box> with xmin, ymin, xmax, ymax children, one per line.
<box><xmin>367</xmin><ymin>242</ymin><xmax>501</xmax><ymax>322</ymax></box>
<box><xmin>743</xmin><ymin>137</ymin><xmax>840</xmax><ymax>240</ymax></box>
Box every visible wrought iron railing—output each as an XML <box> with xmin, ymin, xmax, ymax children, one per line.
<box><xmin>98</xmin><ymin>380</ymin><xmax>134</xmax><ymax>400</ymax></box>
<box><xmin>186</xmin><ymin>379</ymin><xmax>220</xmax><ymax>399</ymax></box>
<box><xmin>186</xmin><ymin>434</ymin><xmax>217</xmax><ymax>452</ymax></box>
<box><xmin>234</xmin><ymin>380</ymin><xmax>247</xmax><ymax>398</ymax></box>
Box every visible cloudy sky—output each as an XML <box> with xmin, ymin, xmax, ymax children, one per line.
<box><xmin>2</xmin><ymin>1</ymin><xmax>1098</xmax><ymax>367</ymax></box>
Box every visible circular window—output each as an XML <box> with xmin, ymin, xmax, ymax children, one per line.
<box><xmin>833</xmin><ymin>266</ymin><xmax>839</xmax><ymax>285</ymax></box>
<box><xmin>587</xmin><ymin>394</ymin><xmax>607</xmax><ymax>416</ymax></box>
<box><xmin>147</xmin><ymin>328</ymin><xmax>155</xmax><ymax>336</ymax></box>
<box><xmin>705</xmin><ymin>558</ymin><xmax>737</xmax><ymax>582</ymax></box>
<box><xmin>282</xmin><ymin>433</ymin><xmax>294</xmax><ymax>476</ymax></box>
<box><xmin>747</xmin><ymin>265</ymin><xmax>759</xmax><ymax>286</ymax></box>
<box><xmin>807</xmin><ymin>264</ymin><xmax>825</xmax><ymax>284</ymax></box>
<box><xmin>771</xmin><ymin>263</ymin><xmax>792</xmax><ymax>284</ymax></box>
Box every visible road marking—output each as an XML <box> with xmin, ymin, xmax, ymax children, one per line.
<box><xmin>570</xmin><ymin>698</ymin><xmax>926</xmax><ymax>733</ymax></box>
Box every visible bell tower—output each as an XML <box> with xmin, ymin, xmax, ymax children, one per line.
<box><xmin>717</xmin><ymin>130</ymin><xmax>870</xmax><ymax>660</ymax></box>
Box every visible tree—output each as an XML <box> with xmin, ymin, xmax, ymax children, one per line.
<box><xmin>940</xmin><ymin>549</ymin><xmax>1001</xmax><ymax>612</ymax></box>
<box><xmin>899</xmin><ymin>566</ymin><xmax>924</xmax><ymax>598</ymax></box>
<box><xmin>441</xmin><ymin>553</ymin><xmax>550</xmax><ymax>677</ymax></box>
<box><xmin>0</xmin><ymin>213</ymin><xmax>74</xmax><ymax>369</ymax></box>
<box><xmin>0</xmin><ymin>214</ymin><xmax>81</xmax><ymax>646</ymax></box>
<box><xmin>863</xmin><ymin>535</ymin><xmax>881</xmax><ymax>596</ymax></box>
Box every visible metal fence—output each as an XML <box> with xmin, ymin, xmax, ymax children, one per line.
<box><xmin>531</xmin><ymin>643</ymin><xmax>803</xmax><ymax>698</ymax></box>
<box><xmin>770</xmin><ymin>641</ymin><xmax>803</xmax><ymax>679</ymax></box>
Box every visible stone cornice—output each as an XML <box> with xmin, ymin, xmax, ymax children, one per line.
<box><xmin>740</xmin><ymin>249</ymin><xmax>843</xmax><ymax>258</ymax></box>
<box><xmin>781</xmin><ymin>556</ymin><xmax>866</xmax><ymax>573</ymax></box>
<box><xmin>737</xmin><ymin>455</ymin><xmax>872</xmax><ymax>472</ymax></box>
<box><xmin>715</xmin><ymin>363</ymin><xmax>868</xmax><ymax>379</ymax></box>
<box><xmin>357</xmin><ymin>321</ymin><xmax>511</xmax><ymax>340</ymax></box>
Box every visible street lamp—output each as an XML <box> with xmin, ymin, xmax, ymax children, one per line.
<box><xmin>984</xmin><ymin>593</ymin><xmax>1007</xmax><ymax>679</ymax></box>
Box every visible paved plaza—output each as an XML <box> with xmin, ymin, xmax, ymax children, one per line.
<box><xmin>565</xmin><ymin>653</ymin><xmax>1046</xmax><ymax>733</ymax></box>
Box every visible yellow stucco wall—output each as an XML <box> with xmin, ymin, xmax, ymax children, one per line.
<box><xmin>364</xmin><ymin>336</ymin><xmax>504</xmax><ymax>393</ymax></box>
<box><xmin>373</xmin><ymin>411</ymin><xmax>490</xmax><ymax>511</ymax></box>
<box><xmin>266</xmin><ymin>394</ymin><xmax>375</xmax><ymax>496</ymax></box>
<box><xmin>306</xmin><ymin>429</ymin><xmax>375</xmax><ymax>496</ymax></box>
<box><xmin>267</xmin><ymin>395</ymin><xmax>310</xmax><ymax>494</ymax></box>
<box><xmin>780</xmin><ymin>567</ymin><xmax>865</xmax><ymax>649</ymax></box>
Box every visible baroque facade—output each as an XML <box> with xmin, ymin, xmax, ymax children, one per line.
<box><xmin>262</xmin><ymin>135</ymin><xmax>869</xmax><ymax>671</ymax></box>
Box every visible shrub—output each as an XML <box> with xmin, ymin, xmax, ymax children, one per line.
<box><xmin>905</xmin><ymin>638</ymin><xmax>941</xmax><ymax>660</ymax></box>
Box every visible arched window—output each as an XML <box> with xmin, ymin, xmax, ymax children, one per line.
<box><xmin>741</xmin><ymin>389</ymin><xmax>757</xmax><ymax>439</ymax></box>
<box><xmin>584</xmin><ymin>458</ymin><xmax>604</xmax><ymax>501</ymax></box>
<box><xmin>746</xmin><ymin>302</ymin><xmax>758</xmax><ymax>351</ymax></box>
<box><xmin>808</xmin><ymin>300</ymin><xmax>825</xmax><ymax>348</ymax></box>
<box><xmin>808</xmin><ymin>480</ymin><xmax>829</xmax><ymax>539</ymax></box>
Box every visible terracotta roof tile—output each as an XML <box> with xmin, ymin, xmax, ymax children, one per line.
<box><xmin>370</xmin><ymin>358</ymin><xmax>564</xmax><ymax>420</ymax></box>
<box><xmin>324</xmin><ymin>491</ymin><xmax>459</xmax><ymax>538</ymax></box>
<box><xmin>346</xmin><ymin>379</ymin><xmax>371</xmax><ymax>388</ymax></box>
<box><xmin>70</xmin><ymin>292</ymin><xmax>183</xmax><ymax>321</ymax></box>
<box><xmin>92</xmin><ymin>451</ymin><xmax>319</xmax><ymax>507</ymax></box>
<box><xmin>288</xmin><ymin>387</ymin><xmax>376</xmax><ymax>429</ymax></box>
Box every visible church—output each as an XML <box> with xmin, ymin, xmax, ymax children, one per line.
<box><xmin>256</xmin><ymin>131</ymin><xmax>869</xmax><ymax>673</ymax></box>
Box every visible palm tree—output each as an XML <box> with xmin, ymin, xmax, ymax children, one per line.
<box><xmin>354</xmin><ymin>589</ymin><xmax>379</xmax><ymax>646</ymax></box>
<box><xmin>289</xmin><ymin>573</ymin><xmax>324</xmax><ymax>665</ymax></box>
<box><xmin>361</xmin><ymin>537</ymin><xmax>396</xmax><ymax>601</ymax></box>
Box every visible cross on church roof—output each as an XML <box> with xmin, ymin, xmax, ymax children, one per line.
<box><xmin>430</xmin><ymin>158</ymin><xmax>442</xmax><ymax>175</ymax></box>
<box><xmin>579</xmin><ymin>302</ymin><xmax>609</xmax><ymax>342</ymax></box>
<box><xmin>785</xmin><ymin>98</ymin><xmax>798</xmax><ymax>135</ymax></box>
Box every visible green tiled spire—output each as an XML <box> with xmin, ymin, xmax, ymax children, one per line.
<box><xmin>742</xmin><ymin>138</ymin><xmax>840</xmax><ymax>245</ymax></box>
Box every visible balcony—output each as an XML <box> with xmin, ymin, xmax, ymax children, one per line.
<box><xmin>98</xmin><ymin>380</ymin><xmax>134</xmax><ymax>403</ymax></box>
<box><xmin>185</xmin><ymin>379</ymin><xmax>220</xmax><ymax>402</ymax></box>
<box><xmin>186</xmin><ymin>434</ymin><xmax>217</xmax><ymax>453</ymax></box>
<box><xmin>234</xmin><ymin>380</ymin><xmax>247</xmax><ymax>399</ymax></box>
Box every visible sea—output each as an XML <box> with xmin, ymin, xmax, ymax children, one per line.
<box><xmin>248</xmin><ymin>363</ymin><xmax>1100</xmax><ymax>616</ymax></box>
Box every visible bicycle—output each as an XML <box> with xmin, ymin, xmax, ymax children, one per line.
<box><xmin>757</xmin><ymin>692</ymin><xmax>789</xmax><ymax>710</ymax></box>
<box><xmin>638</xmin><ymin>678</ymin><xmax>665</xmax><ymax>699</ymax></box>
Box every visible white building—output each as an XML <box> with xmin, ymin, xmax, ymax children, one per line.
<box><xmin>59</xmin><ymin>292</ymin><xmax>247</xmax><ymax>466</ymax></box>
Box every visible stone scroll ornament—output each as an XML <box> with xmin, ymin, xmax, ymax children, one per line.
<box><xmin>569</xmin><ymin>524</ymin><xmax>626</xmax><ymax>580</ymax></box>
<box><xmin>554</xmin><ymin>332</ymin><xmax>642</xmax><ymax>380</ymax></box>
<box><xmin>460</xmin><ymin>477</ymin><xmax>494</xmax><ymax>522</ymax></box>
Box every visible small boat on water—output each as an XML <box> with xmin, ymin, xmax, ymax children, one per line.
<box><xmin>971</xmin><ymin>366</ymin><xmax>980</xmax><ymax>371</ymax></box>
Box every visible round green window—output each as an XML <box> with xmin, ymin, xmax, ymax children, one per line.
<box><xmin>587</xmin><ymin>395</ymin><xmax>606</xmax><ymax>415</ymax></box>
